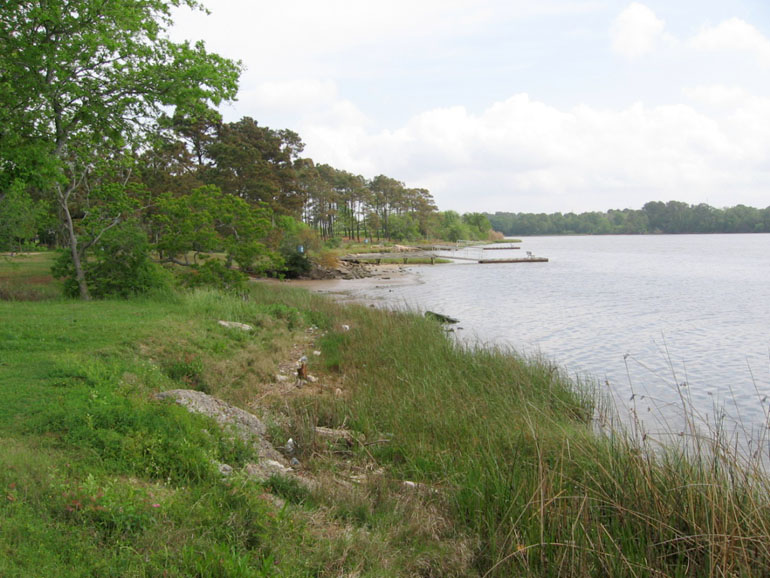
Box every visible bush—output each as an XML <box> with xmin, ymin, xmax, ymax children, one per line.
<box><xmin>280</xmin><ymin>249</ymin><xmax>311</xmax><ymax>279</ymax></box>
<box><xmin>53</xmin><ymin>221</ymin><xmax>172</xmax><ymax>299</ymax></box>
<box><xmin>179</xmin><ymin>259</ymin><xmax>248</xmax><ymax>292</ymax></box>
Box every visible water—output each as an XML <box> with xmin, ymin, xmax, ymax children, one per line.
<box><xmin>348</xmin><ymin>235</ymin><xmax>770</xmax><ymax>446</ymax></box>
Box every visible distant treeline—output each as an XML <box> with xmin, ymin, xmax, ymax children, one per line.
<box><xmin>486</xmin><ymin>201</ymin><xmax>770</xmax><ymax>236</ymax></box>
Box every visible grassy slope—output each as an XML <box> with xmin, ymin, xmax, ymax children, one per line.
<box><xmin>2</xmin><ymin>254</ymin><xmax>770</xmax><ymax>576</ymax></box>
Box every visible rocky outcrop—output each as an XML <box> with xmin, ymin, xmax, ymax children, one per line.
<box><xmin>304</xmin><ymin>260</ymin><xmax>371</xmax><ymax>280</ymax></box>
<box><xmin>156</xmin><ymin>389</ymin><xmax>288</xmax><ymax>476</ymax></box>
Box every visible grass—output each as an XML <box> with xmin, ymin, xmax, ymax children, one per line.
<box><xmin>0</xmin><ymin>252</ymin><xmax>63</xmax><ymax>300</ymax></box>
<box><xmin>2</xmin><ymin>253</ymin><xmax>770</xmax><ymax>576</ymax></box>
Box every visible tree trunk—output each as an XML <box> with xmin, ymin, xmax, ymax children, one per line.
<box><xmin>59</xmin><ymin>188</ymin><xmax>90</xmax><ymax>300</ymax></box>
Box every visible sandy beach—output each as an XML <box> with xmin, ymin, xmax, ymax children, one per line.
<box><xmin>258</xmin><ymin>264</ymin><xmax>423</xmax><ymax>306</ymax></box>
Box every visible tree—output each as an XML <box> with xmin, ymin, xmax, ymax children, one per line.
<box><xmin>0</xmin><ymin>180</ymin><xmax>46</xmax><ymax>251</ymax></box>
<box><xmin>0</xmin><ymin>0</ymin><xmax>241</xmax><ymax>299</ymax></box>
<box><xmin>207</xmin><ymin>118</ymin><xmax>305</xmax><ymax>216</ymax></box>
<box><xmin>53</xmin><ymin>219</ymin><xmax>169</xmax><ymax>298</ymax></box>
<box><xmin>369</xmin><ymin>175</ymin><xmax>405</xmax><ymax>240</ymax></box>
<box><xmin>462</xmin><ymin>212</ymin><xmax>492</xmax><ymax>240</ymax></box>
<box><xmin>152</xmin><ymin>185</ymin><xmax>276</xmax><ymax>275</ymax></box>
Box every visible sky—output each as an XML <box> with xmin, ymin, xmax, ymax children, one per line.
<box><xmin>171</xmin><ymin>0</ymin><xmax>770</xmax><ymax>214</ymax></box>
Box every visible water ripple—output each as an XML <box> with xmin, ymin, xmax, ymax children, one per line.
<box><xmin>350</xmin><ymin>234</ymin><xmax>770</xmax><ymax>445</ymax></box>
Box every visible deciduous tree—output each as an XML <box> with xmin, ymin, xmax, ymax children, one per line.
<box><xmin>0</xmin><ymin>0</ymin><xmax>240</xmax><ymax>298</ymax></box>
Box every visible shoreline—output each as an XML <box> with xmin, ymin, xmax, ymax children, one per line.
<box><xmin>259</xmin><ymin>263</ymin><xmax>424</xmax><ymax>305</ymax></box>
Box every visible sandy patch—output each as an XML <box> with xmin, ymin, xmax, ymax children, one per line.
<box><xmin>258</xmin><ymin>264</ymin><xmax>423</xmax><ymax>305</ymax></box>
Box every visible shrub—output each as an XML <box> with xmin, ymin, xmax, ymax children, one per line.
<box><xmin>179</xmin><ymin>259</ymin><xmax>247</xmax><ymax>292</ymax></box>
<box><xmin>53</xmin><ymin>221</ymin><xmax>172</xmax><ymax>299</ymax></box>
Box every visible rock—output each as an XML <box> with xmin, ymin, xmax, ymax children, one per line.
<box><xmin>245</xmin><ymin>460</ymin><xmax>291</xmax><ymax>481</ymax></box>
<box><xmin>156</xmin><ymin>389</ymin><xmax>284</xmax><ymax>464</ymax></box>
<box><xmin>312</xmin><ymin>350</ymin><xmax>321</xmax><ymax>356</ymax></box>
<box><xmin>218</xmin><ymin>320</ymin><xmax>253</xmax><ymax>331</ymax></box>
<box><xmin>218</xmin><ymin>463</ymin><xmax>233</xmax><ymax>476</ymax></box>
<box><xmin>290</xmin><ymin>457</ymin><xmax>300</xmax><ymax>468</ymax></box>
<box><xmin>341</xmin><ymin>324</ymin><xmax>350</xmax><ymax>331</ymax></box>
<box><xmin>285</xmin><ymin>438</ymin><xmax>295</xmax><ymax>454</ymax></box>
<box><xmin>425</xmin><ymin>311</ymin><xmax>459</xmax><ymax>324</ymax></box>
<box><xmin>314</xmin><ymin>426</ymin><xmax>353</xmax><ymax>444</ymax></box>
<box><xmin>402</xmin><ymin>480</ymin><xmax>438</xmax><ymax>494</ymax></box>
<box><xmin>275</xmin><ymin>374</ymin><xmax>290</xmax><ymax>382</ymax></box>
<box><xmin>307</xmin><ymin>375</ymin><xmax>318</xmax><ymax>383</ymax></box>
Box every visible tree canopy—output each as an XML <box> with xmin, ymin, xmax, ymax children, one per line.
<box><xmin>487</xmin><ymin>202</ymin><xmax>770</xmax><ymax>236</ymax></box>
<box><xmin>0</xmin><ymin>0</ymin><xmax>241</xmax><ymax>298</ymax></box>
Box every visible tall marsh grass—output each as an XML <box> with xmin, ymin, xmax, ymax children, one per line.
<box><xmin>319</xmin><ymin>304</ymin><xmax>770</xmax><ymax>576</ymax></box>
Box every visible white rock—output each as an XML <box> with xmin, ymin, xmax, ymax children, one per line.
<box><xmin>275</xmin><ymin>374</ymin><xmax>290</xmax><ymax>382</ymax></box>
<box><xmin>264</xmin><ymin>459</ymin><xmax>290</xmax><ymax>473</ymax></box>
<box><xmin>307</xmin><ymin>375</ymin><xmax>318</xmax><ymax>383</ymax></box>
<box><xmin>312</xmin><ymin>350</ymin><xmax>322</xmax><ymax>356</ymax></box>
<box><xmin>218</xmin><ymin>320</ymin><xmax>253</xmax><ymax>331</ymax></box>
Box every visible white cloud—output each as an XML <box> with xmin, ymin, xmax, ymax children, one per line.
<box><xmin>690</xmin><ymin>18</ymin><xmax>770</xmax><ymax>66</ymax></box>
<box><xmin>610</xmin><ymin>3</ymin><xmax>665</xmax><ymax>58</ymax></box>
<box><xmin>683</xmin><ymin>85</ymin><xmax>749</xmax><ymax>108</ymax></box>
<box><xmin>240</xmin><ymin>78</ymin><xmax>369</xmax><ymax>127</ymax></box>
<box><xmin>170</xmin><ymin>1</ymin><xmax>770</xmax><ymax>213</ymax></box>
<box><xmin>301</xmin><ymin>92</ymin><xmax>770</xmax><ymax>212</ymax></box>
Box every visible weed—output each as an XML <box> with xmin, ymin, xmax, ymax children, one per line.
<box><xmin>164</xmin><ymin>354</ymin><xmax>208</xmax><ymax>392</ymax></box>
<box><xmin>266</xmin><ymin>475</ymin><xmax>316</xmax><ymax>507</ymax></box>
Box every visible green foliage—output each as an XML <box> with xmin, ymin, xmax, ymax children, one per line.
<box><xmin>179</xmin><ymin>259</ymin><xmax>248</xmax><ymax>292</ymax></box>
<box><xmin>0</xmin><ymin>180</ymin><xmax>47</xmax><ymax>251</ymax></box>
<box><xmin>266</xmin><ymin>475</ymin><xmax>316</xmax><ymax>507</ymax></box>
<box><xmin>206</xmin><ymin>117</ymin><xmax>305</xmax><ymax>215</ymax></box>
<box><xmin>164</xmin><ymin>354</ymin><xmax>208</xmax><ymax>392</ymax></box>
<box><xmin>0</xmin><ymin>252</ymin><xmax>62</xmax><ymax>301</ymax></box>
<box><xmin>53</xmin><ymin>221</ymin><xmax>172</xmax><ymax>299</ymax></box>
<box><xmin>488</xmin><ymin>201</ymin><xmax>770</xmax><ymax>236</ymax></box>
<box><xmin>0</xmin><ymin>0</ymin><xmax>242</xmax><ymax>299</ymax></box>
<box><xmin>279</xmin><ymin>250</ymin><xmax>311</xmax><ymax>279</ymax></box>
<box><xmin>273</xmin><ymin>215</ymin><xmax>316</xmax><ymax>278</ymax></box>
<box><xmin>153</xmin><ymin>185</ymin><xmax>278</xmax><ymax>274</ymax></box>
<box><xmin>387</xmin><ymin>214</ymin><xmax>420</xmax><ymax>241</ymax></box>
<box><xmin>318</xmin><ymin>330</ymin><xmax>350</xmax><ymax>372</ymax></box>
<box><xmin>435</xmin><ymin>210</ymin><xmax>471</xmax><ymax>242</ymax></box>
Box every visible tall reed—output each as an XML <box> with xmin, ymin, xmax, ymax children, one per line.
<box><xmin>322</xmin><ymin>304</ymin><xmax>770</xmax><ymax>576</ymax></box>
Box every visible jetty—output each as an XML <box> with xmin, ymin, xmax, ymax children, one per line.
<box><xmin>340</xmin><ymin>246</ymin><xmax>548</xmax><ymax>265</ymax></box>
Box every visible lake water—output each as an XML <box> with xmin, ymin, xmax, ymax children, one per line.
<box><xmin>346</xmin><ymin>234</ymin><xmax>770</xmax><ymax>449</ymax></box>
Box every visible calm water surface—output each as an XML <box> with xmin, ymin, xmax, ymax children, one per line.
<box><xmin>351</xmin><ymin>235</ymin><xmax>770</xmax><ymax>443</ymax></box>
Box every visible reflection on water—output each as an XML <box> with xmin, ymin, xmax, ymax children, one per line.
<box><xmin>346</xmin><ymin>234</ymin><xmax>770</xmax><ymax>448</ymax></box>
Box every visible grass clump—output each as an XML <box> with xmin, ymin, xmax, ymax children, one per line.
<box><xmin>0</xmin><ymin>252</ymin><xmax>62</xmax><ymax>300</ymax></box>
<box><xmin>311</xmin><ymin>305</ymin><xmax>770</xmax><ymax>576</ymax></box>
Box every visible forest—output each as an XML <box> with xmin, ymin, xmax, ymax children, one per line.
<box><xmin>487</xmin><ymin>201</ymin><xmax>770</xmax><ymax>236</ymax></box>
<box><xmin>0</xmin><ymin>0</ymin><xmax>492</xmax><ymax>299</ymax></box>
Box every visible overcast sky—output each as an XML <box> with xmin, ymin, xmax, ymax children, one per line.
<box><xmin>171</xmin><ymin>1</ymin><xmax>770</xmax><ymax>213</ymax></box>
